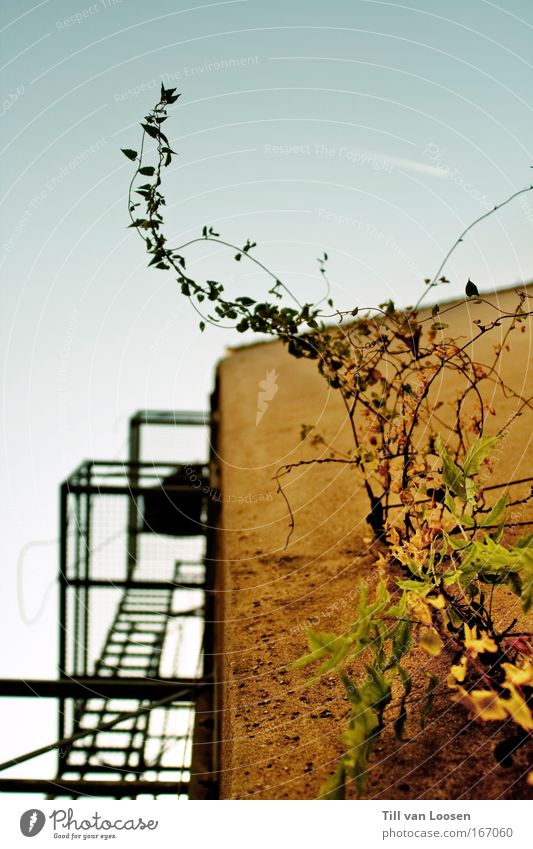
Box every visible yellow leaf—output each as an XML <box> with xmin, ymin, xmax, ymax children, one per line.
<box><xmin>386</xmin><ymin>527</ymin><xmax>401</xmax><ymax>546</ymax></box>
<box><xmin>420</xmin><ymin>627</ymin><xmax>443</xmax><ymax>656</ymax></box>
<box><xmin>503</xmin><ymin>685</ymin><xmax>533</xmax><ymax>732</ymax></box>
<box><xmin>408</xmin><ymin>597</ymin><xmax>432</xmax><ymax>625</ymax></box>
<box><xmin>527</xmin><ymin>772</ymin><xmax>533</xmax><ymax>787</ymax></box>
<box><xmin>464</xmin><ymin>624</ymin><xmax>476</xmax><ymax>641</ymax></box>
<box><xmin>448</xmin><ymin>655</ymin><xmax>468</xmax><ymax>685</ymax></box>
<box><xmin>502</xmin><ymin>662</ymin><xmax>533</xmax><ymax>688</ymax></box>
<box><xmin>427</xmin><ymin>594</ymin><xmax>445</xmax><ymax>609</ymax></box>
<box><xmin>452</xmin><ymin>687</ymin><xmax>507</xmax><ymax>721</ymax></box>
<box><xmin>464</xmin><ymin>625</ymin><xmax>498</xmax><ymax>657</ymax></box>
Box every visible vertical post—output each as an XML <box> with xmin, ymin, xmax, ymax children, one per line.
<box><xmin>58</xmin><ymin>482</ymin><xmax>68</xmax><ymax>759</ymax></box>
<box><xmin>189</xmin><ymin>386</ymin><xmax>220</xmax><ymax>799</ymax></box>
<box><xmin>127</xmin><ymin>413</ymin><xmax>141</xmax><ymax>580</ymax></box>
<box><xmin>82</xmin><ymin>464</ymin><xmax>92</xmax><ymax>677</ymax></box>
<box><xmin>72</xmin><ymin>477</ymin><xmax>82</xmax><ymax>677</ymax></box>
<box><xmin>206</xmin><ymin>381</ymin><xmax>220</xmax><ymax>794</ymax></box>
<box><xmin>190</xmin><ymin>487</ymin><xmax>219</xmax><ymax>798</ymax></box>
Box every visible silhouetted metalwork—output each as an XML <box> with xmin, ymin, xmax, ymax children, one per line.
<box><xmin>0</xmin><ymin>409</ymin><xmax>220</xmax><ymax>799</ymax></box>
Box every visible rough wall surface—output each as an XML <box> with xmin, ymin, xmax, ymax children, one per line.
<box><xmin>215</xmin><ymin>287</ymin><xmax>533</xmax><ymax>799</ymax></box>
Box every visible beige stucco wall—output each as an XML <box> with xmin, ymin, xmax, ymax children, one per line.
<box><xmin>214</xmin><ymin>286</ymin><xmax>533</xmax><ymax>799</ymax></box>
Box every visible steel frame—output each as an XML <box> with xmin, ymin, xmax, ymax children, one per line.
<box><xmin>0</xmin><ymin>409</ymin><xmax>220</xmax><ymax>799</ymax></box>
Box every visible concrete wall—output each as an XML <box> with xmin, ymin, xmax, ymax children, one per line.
<box><xmin>214</xmin><ymin>287</ymin><xmax>533</xmax><ymax>799</ymax></box>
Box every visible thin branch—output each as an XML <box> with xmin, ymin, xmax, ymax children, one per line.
<box><xmin>414</xmin><ymin>184</ymin><xmax>533</xmax><ymax>310</ymax></box>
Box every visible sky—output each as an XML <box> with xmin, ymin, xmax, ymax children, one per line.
<box><xmin>1</xmin><ymin>0</ymin><xmax>532</xmax><ymax>786</ymax></box>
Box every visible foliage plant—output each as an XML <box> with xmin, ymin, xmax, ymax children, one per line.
<box><xmin>124</xmin><ymin>88</ymin><xmax>533</xmax><ymax>797</ymax></box>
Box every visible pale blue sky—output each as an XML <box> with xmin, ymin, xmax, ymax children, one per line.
<box><xmin>1</xmin><ymin>0</ymin><xmax>532</xmax><ymax>784</ymax></box>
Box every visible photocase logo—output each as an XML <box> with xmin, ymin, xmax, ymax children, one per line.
<box><xmin>256</xmin><ymin>368</ymin><xmax>279</xmax><ymax>425</ymax></box>
<box><xmin>20</xmin><ymin>810</ymin><xmax>46</xmax><ymax>837</ymax></box>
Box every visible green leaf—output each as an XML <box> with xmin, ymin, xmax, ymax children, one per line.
<box><xmin>340</xmin><ymin>676</ymin><xmax>381</xmax><ymax>791</ymax></box>
<box><xmin>139</xmin><ymin>166</ymin><xmax>155</xmax><ymax>176</ymax></box>
<box><xmin>364</xmin><ymin>665</ymin><xmax>392</xmax><ymax>713</ymax></box>
<box><xmin>445</xmin><ymin>605</ymin><xmax>464</xmax><ymax>629</ymax></box>
<box><xmin>465</xmin><ymin>278</ymin><xmax>479</xmax><ymax>298</ymax></box>
<box><xmin>142</xmin><ymin>122</ymin><xmax>160</xmax><ymax>140</ymax></box>
<box><xmin>361</xmin><ymin>578</ymin><xmax>390</xmax><ymax>621</ymax></box>
<box><xmin>458</xmin><ymin>535</ymin><xmax>532</xmax><ymax>596</ymax></box>
<box><xmin>391</xmin><ymin>618</ymin><xmax>412</xmax><ymax>665</ymax></box>
<box><xmin>162</xmin><ymin>147</ymin><xmax>174</xmax><ymax>166</ymax></box>
<box><xmin>443</xmin><ymin>489</ymin><xmax>475</xmax><ymax>527</ymax></box>
<box><xmin>420</xmin><ymin>627</ymin><xmax>443</xmax><ymax>656</ymax></box>
<box><xmin>396</xmin><ymin>578</ymin><xmax>431</xmax><ymax>595</ymax></box>
<box><xmin>393</xmin><ymin>666</ymin><xmax>412</xmax><ymax>741</ymax></box>
<box><xmin>520</xmin><ymin>571</ymin><xmax>533</xmax><ymax>613</ymax></box>
<box><xmin>311</xmin><ymin>637</ymin><xmax>353</xmax><ymax>679</ymax></box>
<box><xmin>121</xmin><ymin>148</ymin><xmax>138</xmax><ymax>161</ymax></box>
<box><xmin>479</xmin><ymin>492</ymin><xmax>508</xmax><ymax>528</ymax></box>
<box><xmin>384</xmin><ymin>590</ymin><xmax>408</xmax><ymax>621</ymax></box>
<box><xmin>436</xmin><ymin>435</ymin><xmax>472</xmax><ymax>504</ymax></box>
<box><xmin>319</xmin><ymin>764</ymin><xmax>346</xmax><ymax>800</ymax></box>
<box><xmin>463</xmin><ymin>434</ymin><xmax>501</xmax><ymax>477</ymax></box>
<box><xmin>307</xmin><ymin>630</ymin><xmax>338</xmax><ymax>653</ymax></box>
<box><xmin>514</xmin><ymin>533</ymin><xmax>533</xmax><ymax>612</ymax></box>
<box><xmin>160</xmin><ymin>85</ymin><xmax>180</xmax><ymax>105</ymax></box>
<box><xmin>290</xmin><ymin>630</ymin><xmax>339</xmax><ymax>669</ymax></box>
<box><xmin>420</xmin><ymin>673</ymin><xmax>439</xmax><ymax>728</ymax></box>
<box><xmin>516</xmin><ymin>531</ymin><xmax>533</xmax><ymax>549</ymax></box>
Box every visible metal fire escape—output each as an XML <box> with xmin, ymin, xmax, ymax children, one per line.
<box><xmin>0</xmin><ymin>408</ymin><xmax>220</xmax><ymax>799</ymax></box>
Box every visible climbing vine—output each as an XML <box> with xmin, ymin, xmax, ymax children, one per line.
<box><xmin>124</xmin><ymin>87</ymin><xmax>533</xmax><ymax>797</ymax></box>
